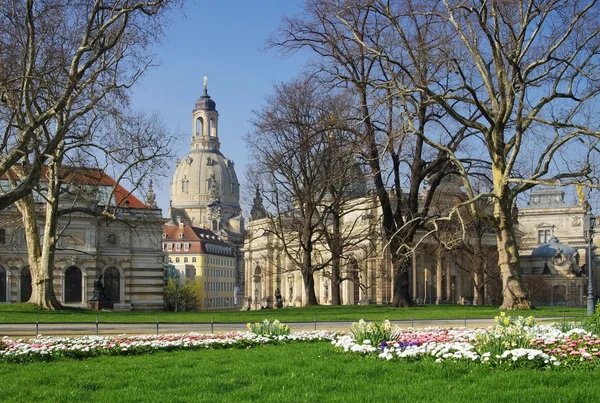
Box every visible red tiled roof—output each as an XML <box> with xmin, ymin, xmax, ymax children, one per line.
<box><xmin>1</xmin><ymin>165</ymin><xmax>147</xmax><ymax>208</ymax></box>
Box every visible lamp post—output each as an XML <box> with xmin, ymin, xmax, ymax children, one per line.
<box><xmin>254</xmin><ymin>286</ymin><xmax>259</xmax><ymax>310</ymax></box>
<box><xmin>584</xmin><ymin>210</ymin><xmax>596</xmax><ymax>315</ymax></box>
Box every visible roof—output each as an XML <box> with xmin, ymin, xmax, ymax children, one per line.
<box><xmin>162</xmin><ymin>224</ymin><xmax>235</xmax><ymax>256</ymax></box>
<box><xmin>1</xmin><ymin>165</ymin><xmax>148</xmax><ymax>209</ymax></box>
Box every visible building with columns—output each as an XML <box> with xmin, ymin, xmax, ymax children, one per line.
<box><xmin>0</xmin><ymin>170</ymin><xmax>165</xmax><ymax>310</ymax></box>
<box><xmin>244</xmin><ymin>177</ymin><xmax>598</xmax><ymax>308</ymax></box>
<box><xmin>164</xmin><ymin>81</ymin><xmax>245</xmax><ymax>308</ymax></box>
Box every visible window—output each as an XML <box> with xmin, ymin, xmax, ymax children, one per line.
<box><xmin>176</xmin><ymin>243</ymin><xmax>181</xmax><ymax>251</ymax></box>
<box><xmin>175</xmin><ymin>257</ymin><xmax>180</xmax><ymax>263</ymax></box>
<box><xmin>167</xmin><ymin>243</ymin><xmax>173</xmax><ymax>251</ymax></box>
<box><xmin>181</xmin><ymin>178</ymin><xmax>189</xmax><ymax>193</ymax></box>
<box><xmin>192</xmin><ymin>257</ymin><xmax>196</xmax><ymax>263</ymax></box>
<box><xmin>178</xmin><ymin>233</ymin><xmax>184</xmax><ymax>238</ymax></box>
<box><xmin>184</xmin><ymin>243</ymin><xmax>189</xmax><ymax>251</ymax></box>
<box><xmin>162</xmin><ymin>233</ymin><xmax>167</xmax><ymax>239</ymax></box>
<box><xmin>538</xmin><ymin>229</ymin><xmax>551</xmax><ymax>244</ymax></box>
<box><xmin>184</xmin><ymin>257</ymin><xmax>188</xmax><ymax>263</ymax></box>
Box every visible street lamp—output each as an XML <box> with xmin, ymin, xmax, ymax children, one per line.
<box><xmin>584</xmin><ymin>210</ymin><xmax>596</xmax><ymax>315</ymax></box>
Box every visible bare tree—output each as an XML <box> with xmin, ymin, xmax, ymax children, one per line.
<box><xmin>368</xmin><ymin>0</ymin><xmax>600</xmax><ymax>309</ymax></box>
<box><xmin>0</xmin><ymin>0</ymin><xmax>178</xmax><ymax>210</ymax></box>
<box><xmin>272</xmin><ymin>0</ymin><xmax>463</xmax><ymax>306</ymax></box>
<box><xmin>0</xmin><ymin>1</ymin><xmax>179</xmax><ymax>309</ymax></box>
<box><xmin>246</xmin><ymin>77</ymin><xmax>366</xmax><ymax>305</ymax></box>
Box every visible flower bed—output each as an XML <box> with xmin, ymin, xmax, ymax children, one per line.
<box><xmin>333</xmin><ymin>315</ymin><xmax>600</xmax><ymax>369</ymax></box>
<box><xmin>0</xmin><ymin>330</ymin><xmax>337</xmax><ymax>364</ymax></box>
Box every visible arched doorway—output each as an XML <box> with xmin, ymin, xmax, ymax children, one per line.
<box><xmin>0</xmin><ymin>267</ymin><xmax>6</xmax><ymax>302</ymax></box>
<box><xmin>104</xmin><ymin>267</ymin><xmax>120</xmax><ymax>302</ymax></box>
<box><xmin>64</xmin><ymin>266</ymin><xmax>82</xmax><ymax>303</ymax></box>
<box><xmin>20</xmin><ymin>267</ymin><xmax>32</xmax><ymax>302</ymax></box>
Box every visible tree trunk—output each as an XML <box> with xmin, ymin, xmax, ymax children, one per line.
<box><xmin>330</xmin><ymin>256</ymin><xmax>341</xmax><ymax>305</ymax></box>
<box><xmin>472</xmin><ymin>240</ymin><xmax>485</xmax><ymax>306</ymax></box>
<box><xmin>302</xmin><ymin>268</ymin><xmax>319</xmax><ymax>306</ymax></box>
<box><xmin>389</xmin><ymin>244</ymin><xmax>413</xmax><ymax>307</ymax></box>
<box><xmin>301</xmin><ymin>247</ymin><xmax>319</xmax><ymax>306</ymax></box>
<box><xmin>16</xmin><ymin>194</ymin><xmax>62</xmax><ymax>310</ymax></box>
<box><xmin>496</xmin><ymin>199</ymin><xmax>531</xmax><ymax>310</ymax></box>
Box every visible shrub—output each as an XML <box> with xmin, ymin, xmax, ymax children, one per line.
<box><xmin>164</xmin><ymin>278</ymin><xmax>198</xmax><ymax>311</ymax></box>
<box><xmin>474</xmin><ymin>312</ymin><xmax>536</xmax><ymax>357</ymax></box>
<box><xmin>583</xmin><ymin>302</ymin><xmax>600</xmax><ymax>335</ymax></box>
<box><xmin>247</xmin><ymin>319</ymin><xmax>291</xmax><ymax>336</ymax></box>
<box><xmin>350</xmin><ymin>319</ymin><xmax>394</xmax><ymax>345</ymax></box>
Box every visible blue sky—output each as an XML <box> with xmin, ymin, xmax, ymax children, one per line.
<box><xmin>130</xmin><ymin>1</ymin><xmax>308</xmax><ymax>215</ymax></box>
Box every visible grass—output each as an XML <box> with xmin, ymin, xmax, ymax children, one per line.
<box><xmin>0</xmin><ymin>303</ymin><xmax>586</xmax><ymax>324</ymax></box>
<box><xmin>1</xmin><ymin>342</ymin><xmax>598</xmax><ymax>402</ymax></box>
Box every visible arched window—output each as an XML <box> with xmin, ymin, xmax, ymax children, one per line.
<box><xmin>195</xmin><ymin>117</ymin><xmax>204</xmax><ymax>136</ymax></box>
<box><xmin>0</xmin><ymin>267</ymin><xmax>6</xmax><ymax>302</ymax></box>
<box><xmin>209</xmin><ymin>118</ymin><xmax>216</xmax><ymax>137</ymax></box>
<box><xmin>20</xmin><ymin>267</ymin><xmax>32</xmax><ymax>302</ymax></box>
<box><xmin>64</xmin><ymin>266</ymin><xmax>82</xmax><ymax>303</ymax></box>
<box><xmin>104</xmin><ymin>267</ymin><xmax>120</xmax><ymax>303</ymax></box>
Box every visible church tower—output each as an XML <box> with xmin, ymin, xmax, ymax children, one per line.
<box><xmin>168</xmin><ymin>78</ymin><xmax>245</xmax><ymax>301</ymax></box>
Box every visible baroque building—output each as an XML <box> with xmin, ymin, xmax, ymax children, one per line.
<box><xmin>0</xmin><ymin>170</ymin><xmax>165</xmax><ymax>310</ymax></box>
<box><xmin>164</xmin><ymin>80</ymin><xmax>245</xmax><ymax>308</ymax></box>
<box><xmin>244</xmin><ymin>176</ymin><xmax>599</xmax><ymax>309</ymax></box>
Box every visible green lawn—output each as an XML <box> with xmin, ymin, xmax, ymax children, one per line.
<box><xmin>0</xmin><ymin>342</ymin><xmax>598</xmax><ymax>402</ymax></box>
<box><xmin>0</xmin><ymin>303</ymin><xmax>586</xmax><ymax>324</ymax></box>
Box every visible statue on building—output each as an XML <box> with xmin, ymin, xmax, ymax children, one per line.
<box><xmin>250</xmin><ymin>185</ymin><xmax>267</xmax><ymax>220</ymax></box>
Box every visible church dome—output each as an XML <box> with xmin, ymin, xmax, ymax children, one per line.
<box><xmin>531</xmin><ymin>236</ymin><xmax>577</xmax><ymax>258</ymax></box>
<box><xmin>171</xmin><ymin>150</ymin><xmax>240</xmax><ymax>212</ymax></box>
<box><xmin>169</xmin><ymin>83</ymin><xmax>241</xmax><ymax>228</ymax></box>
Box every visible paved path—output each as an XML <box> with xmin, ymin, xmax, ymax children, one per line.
<box><xmin>0</xmin><ymin>318</ymin><xmax>565</xmax><ymax>339</ymax></box>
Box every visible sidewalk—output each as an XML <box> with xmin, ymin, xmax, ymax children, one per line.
<box><xmin>0</xmin><ymin>317</ymin><xmax>565</xmax><ymax>339</ymax></box>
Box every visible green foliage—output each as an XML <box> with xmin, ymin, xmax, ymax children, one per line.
<box><xmin>163</xmin><ymin>278</ymin><xmax>198</xmax><ymax>311</ymax></box>
<box><xmin>246</xmin><ymin>319</ymin><xmax>291</xmax><ymax>336</ymax></box>
<box><xmin>583</xmin><ymin>302</ymin><xmax>600</xmax><ymax>335</ymax></box>
<box><xmin>474</xmin><ymin>312</ymin><xmax>536</xmax><ymax>357</ymax></box>
<box><xmin>350</xmin><ymin>319</ymin><xmax>393</xmax><ymax>345</ymax></box>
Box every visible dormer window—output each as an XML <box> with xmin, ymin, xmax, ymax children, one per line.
<box><xmin>178</xmin><ymin>233</ymin><xmax>184</xmax><ymax>238</ymax></box>
<box><xmin>162</xmin><ymin>233</ymin><xmax>167</xmax><ymax>238</ymax></box>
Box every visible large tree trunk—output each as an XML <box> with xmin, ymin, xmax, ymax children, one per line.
<box><xmin>16</xmin><ymin>194</ymin><xmax>62</xmax><ymax>310</ymax></box>
<box><xmin>301</xmin><ymin>248</ymin><xmax>319</xmax><ymax>306</ymax></box>
<box><xmin>496</xmin><ymin>197</ymin><xmax>531</xmax><ymax>310</ymax></box>
<box><xmin>389</xmin><ymin>242</ymin><xmax>413</xmax><ymax>307</ymax></box>
<box><xmin>302</xmin><ymin>271</ymin><xmax>318</xmax><ymax>306</ymax></box>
